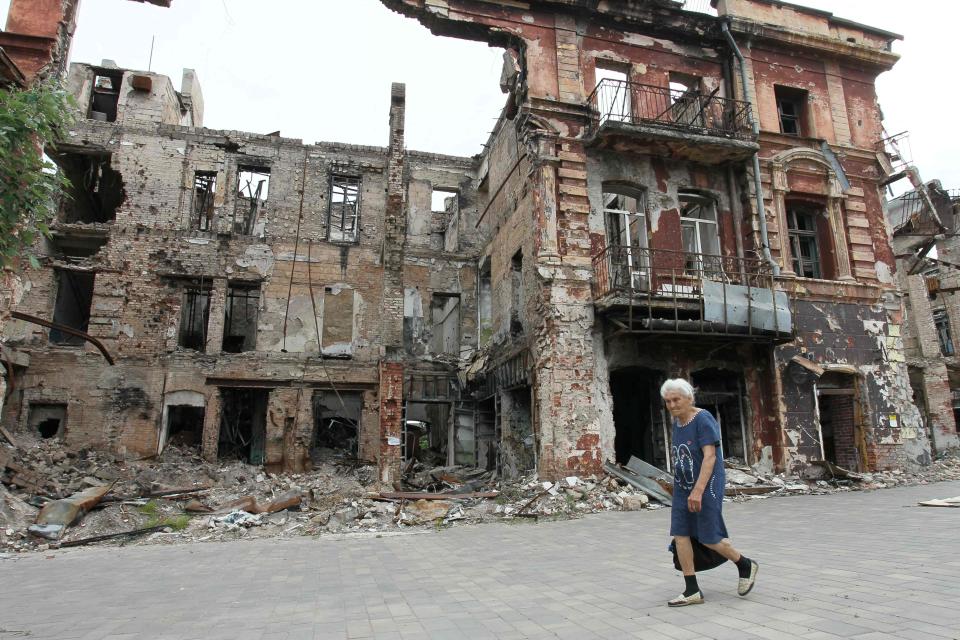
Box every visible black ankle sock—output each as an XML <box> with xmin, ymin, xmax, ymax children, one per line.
<box><xmin>735</xmin><ymin>555</ymin><xmax>752</xmax><ymax>578</ymax></box>
<box><xmin>683</xmin><ymin>575</ymin><xmax>699</xmax><ymax>596</ymax></box>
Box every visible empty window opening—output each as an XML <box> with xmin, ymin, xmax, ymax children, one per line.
<box><xmin>329</xmin><ymin>175</ymin><xmax>361</xmax><ymax>243</ymax></box>
<box><xmin>54</xmin><ymin>152</ymin><xmax>124</xmax><ymax>223</ymax></box>
<box><xmin>680</xmin><ymin>193</ymin><xmax>720</xmax><ymax>274</ymax></box>
<box><xmin>235</xmin><ymin>166</ymin><xmax>269</xmax><ymax>234</ymax></box>
<box><xmin>478</xmin><ymin>259</ymin><xmax>492</xmax><ymax>346</ymax></box>
<box><xmin>510</xmin><ymin>251</ymin><xmax>524</xmax><ymax>335</ymax></box>
<box><xmin>775</xmin><ymin>85</ymin><xmax>808</xmax><ymax>136</ymax></box>
<box><xmin>669</xmin><ymin>73</ymin><xmax>704</xmax><ymax>127</ymax></box>
<box><xmin>934</xmin><ymin>309</ymin><xmax>954</xmax><ymax>356</ymax></box>
<box><xmin>595</xmin><ymin>64</ymin><xmax>630</xmax><ymax>122</ymax></box>
<box><xmin>604</xmin><ymin>188</ymin><xmax>648</xmax><ymax>291</ymax></box>
<box><xmin>691</xmin><ymin>368</ymin><xmax>749</xmax><ymax>462</ymax></box>
<box><xmin>311</xmin><ymin>391</ymin><xmax>363</xmax><ymax>460</ymax></box>
<box><xmin>431</xmin><ymin>293</ymin><xmax>461</xmax><ymax>356</ymax></box>
<box><xmin>816</xmin><ymin>372</ymin><xmax>861</xmax><ymax>471</ymax></box>
<box><xmin>610</xmin><ymin>368</ymin><xmax>669</xmax><ymax>469</ymax></box>
<box><xmin>177</xmin><ymin>282</ymin><xmax>211</xmax><ymax>351</ymax></box>
<box><xmin>787</xmin><ymin>205</ymin><xmax>822</xmax><ymax>278</ymax></box>
<box><xmin>29</xmin><ymin>404</ymin><xmax>67</xmax><ymax>440</ymax></box>
<box><xmin>217</xmin><ymin>388</ymin><xmax>269</xmax><ymax>464</ymax></box>
<box><xmin>192</xmin><ymin>171</ymin><xmax>216</xmax><ymax>231</ymax></box>
<box><xmin>222</xmin><ymin>283</ymin><xmax>259</xmax><ymax>353</ymax></box>
<box><xmin>322</xmin><ymin>286</ymin><xmax>355</xmax><ymax>356</ymax></box>
<box><xmin>89</xmin><ymin>72</ymin><xmax>122</xmax><ymax>122</ymax></box>
<box><xmin>431</xmin><ymin>189</ymin><xmax>458</xmax><ymax>213</ymax></box>
<box><xmin>50</xmin><ymin>269</ymin><xmax>95</xmax><ymax>345</ymax></box>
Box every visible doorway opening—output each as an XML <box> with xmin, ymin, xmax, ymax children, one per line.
<box><xmin>610</xmin><ymin>367</ymin><xmax>668</xmax><ymax>469</ymax></box>
<box><xmin>501</xmin><ymin>386</ymin><xmax>535</xmax><ymax>476</ymax></box>
<box><xmin>218</xmin><ymin>388</ymin><xmax>269</xmax><ymax>464</ymax></box>
<box><xmin>691</xmin><ymin>368</ymin><xmax>749</xmax><ymax>462</ymax></box>
<box><xmin>816</xmin><ymin>372</ymin><xmax>861</xmax><ymax>471</ymax></box>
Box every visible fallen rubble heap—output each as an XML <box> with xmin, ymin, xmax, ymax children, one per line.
<box><xmin>1</xmin><ymin>433</ymin><xmax>959</xmax><ymax>552</ymax></box>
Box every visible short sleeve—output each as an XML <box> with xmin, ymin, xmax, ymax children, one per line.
<box><xmin>696</xmin><ymin>412</ymin><xmax>722</xmax><ymax>450</ymax></box>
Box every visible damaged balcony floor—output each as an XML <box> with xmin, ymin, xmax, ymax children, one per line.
<box><xmin>1</xmin><ymin>481</ymin><xmax>959</xmax><ymax>640</ymax></box>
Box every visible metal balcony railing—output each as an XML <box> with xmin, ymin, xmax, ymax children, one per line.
<box><xmin>592</xmin><ymin>245</ymin><xmax>790</xmax><ymax>338</ymax></box>
<box><xmin>587</xmin><ymin>78</ymin><xmax>755</xmax><ymax>140</ymax></box>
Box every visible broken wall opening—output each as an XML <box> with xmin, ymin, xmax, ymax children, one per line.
<box><xmin>218</xmin><ymin>388</ymin><xmax>269</xmax><ymax>464</ymax></box>
<box><xmin>478</xmin><ymin>259</ymin><xmax>492</xmax><ymax>345</ymax></box>
<box><xmin>403</xmin><ymin>401</ymin><xmax>451</xmax><ymax>466</ymax></box>
<box><xmin>311</xmin><ymin>390</ymin><xmax>362</xmax><ymax>459</ymax></box>
<box><xmin>49</xmin><ymin>268</ymin><xmax>95</xmax><ymax>345</ymax></box>
<box><xmin>500</xmin><ymin>386</ymin><xmax>534</xmax><ymax>476</ymax></box>
<box><xmin>475</xmin><ymin>396</ymin><xmax>498</xmax><ymax>472</ymax></box>
<box><xmin>610</xmin><ymin>368</ymin><xmax>668</xmax><ymax>469</ymax></box>
<box><xmin>28</xmin><ymin>404</ymin><xmax>67</xmax><ymax>439</ymax></box>
<box><xmin>691</xmin><ymin>368</ymin><xmax>749</xmax><ymax>461</ymax></box>
<box><xmin>55</xmin><ymin>151</ymin><xmax>124</xmax><ymax>223</ymax></box>
<box><xmin>816</xmin><ymin>372</ymin><xmax>861</xmax><ymax>470</ymax></box>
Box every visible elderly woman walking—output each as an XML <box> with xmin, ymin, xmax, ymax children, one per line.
<box><xmin>661</xmin><ymin>378</ymin><xmax>758</xmax><ymax>607</ymax></box>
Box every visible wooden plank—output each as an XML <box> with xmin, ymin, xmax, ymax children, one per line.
<box><xmin>378</xmin><ymin>491</ymin><xmax>499</xmax><ymax>501</ymax></box>
<box><xmin>0</xmin><ymin>426</ymin><xmax>19</xmax><ymax>449</ymax></box>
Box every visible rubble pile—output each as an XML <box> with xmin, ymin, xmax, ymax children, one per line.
<box><xmin>1</xmin><ymin>432</ymin><xmax>959</xmax><ymax>552</ymax></box>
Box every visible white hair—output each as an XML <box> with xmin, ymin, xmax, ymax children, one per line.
<box><xmin>660</xmin><ymin>378</ymin><xmax>695</xmax><ymax>402</ymax></box>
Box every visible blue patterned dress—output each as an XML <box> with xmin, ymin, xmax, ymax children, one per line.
<box><xmin>669</xmin><ymin>409</ymin><xmax>728</xmax><ymax>544</ymax></box>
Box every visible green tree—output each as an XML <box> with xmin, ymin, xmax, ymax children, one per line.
<box><xmin>0</xmin><ymin>80</ymin><xmax>75</xmax><ymax>269</ymax></box>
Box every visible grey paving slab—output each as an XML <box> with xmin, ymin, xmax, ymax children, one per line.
<box><xmin>0</xmin><ymin>481</ymin><xmax>958</xmax><ymax>640</ymax></box>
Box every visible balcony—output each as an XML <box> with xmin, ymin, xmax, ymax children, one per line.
<box><xmin>592</xmin><ymin>245</ymin><xmax>793</xmax><ymax>341</ymax></box>
<box><xmin>585</xmin><ymin>79</ymin><xmax>759</xmax><ymax>163</ymax></box>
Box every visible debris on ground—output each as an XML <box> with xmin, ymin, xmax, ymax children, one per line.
<box><xmin>917</xmin><ymin>496</ymin><xmax>960</xmax><ymax>507</ymax></box>
<box><xmin>1</xmin><ymin>430</ymin><xmax>958</xmax><ymax>552</ymax></box>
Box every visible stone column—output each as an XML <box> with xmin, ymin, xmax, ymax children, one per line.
<box><xmin>200</xmin><ymin>386</ymin><xmax>221</xmax><ymax>462</ymax></box>
<box><xmin>205</xmin><ymin>277</ymin><xmax>227</xmax><ymax>354</ymax></box>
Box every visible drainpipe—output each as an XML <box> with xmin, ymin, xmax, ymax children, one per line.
<box><xmin>722</xmin><ymin>21</ymin><xmax>780</xmax><ymax>276</ymax></box>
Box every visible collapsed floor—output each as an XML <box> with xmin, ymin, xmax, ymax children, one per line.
<box><xmin>2</xmin><ymin>433</ymin><xmax>958</xmax><ymax>554</ymax></box>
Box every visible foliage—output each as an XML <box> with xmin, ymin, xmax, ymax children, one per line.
<box><xmin>138</xmin><ymin>499</ymin><xmax>160</xmax><ymax>516</ymax></box>
<box><xmin>0</xmin><ymin>80</ymin><xmax>75</xmax><ymax>269</ymax></box>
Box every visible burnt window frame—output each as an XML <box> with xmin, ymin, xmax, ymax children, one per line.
<box><xmin>233</xmin><ymin>164</ymin><xmax>271</xmax><ymax>235</ymax></box>
<box><xmin>786</xmin><ymin>205</ymin><xmax>822</xmax><ymax>279</ymax></box>
<box><xmin>222</xmin><ymin>281</ymin><xmax>260</xmax><ymax>353</ymax></box>
<box><xmin>191</xmin><ymin>170</ymin><xmax>217</xmax><ymax>232</ymax></box>
<box><xmin>934</xmin><ymin>309</ymin><xmax>955</xmax><ymax>356</ymax></box>
<box><xmin>774</xmin><ymin>85</ymin><xmax>808</xmax><ymax>137</ymax></box>
<box><xmin>327</xmin><ymin>174</ymin><xmax>362</xmax><ymax>244</ymax></box>
<box><xmin>177</xmin><ymin>280</ymin><xmax>212</xmax><ymax>351</ymax></box>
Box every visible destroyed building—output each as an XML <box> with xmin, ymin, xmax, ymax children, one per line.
<box><xmin>886</xmin><ymin>170</ymin><xmax>960</xmax><ymax>457</ymax></box>
<box><xmin>0</xmin><ymin>0</ymin><xmax>944</xmax><ymax>484</ymax></box>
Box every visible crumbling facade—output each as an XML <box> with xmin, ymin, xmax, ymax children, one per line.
<box><xmin>1</xmin><ymin>0</ymin><xmax>940</xmax><ymax>482</ymax></box>
<box><xmin>888</xmin><ymin>176</ymin><xmax>960</xmax><ymax>457</ymax></box>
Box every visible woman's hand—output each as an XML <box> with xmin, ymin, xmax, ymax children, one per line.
<box><xmin>688</xmin><ymin>488</ymin><xmax>703</xmax><ymax>513</ymax></box>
